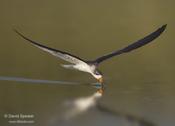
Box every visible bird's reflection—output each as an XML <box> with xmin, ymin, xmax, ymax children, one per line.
<box><xmin>63</xmin><ymin>88</ymin><xmax>102</xmax><ymax>120</ymax></box>
<box><xmin>96</xmin><ymin>103</ymin><xmax>155</xmax><ymax>126</ymax></box>
<box><xmin>57</xmin><ymin>83</ymin><xmax>155</xmax><ymax>126</ymax></box>
<box><xmin>0</xmin><ymin>76</ymin><xmax>155</xmax><ymax>126</ymax></box>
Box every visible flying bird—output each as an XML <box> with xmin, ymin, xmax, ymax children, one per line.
<box><xmin>14</xmin><ymin>24</ymin><xmax>167</xmax><ymax>83</ymax></box>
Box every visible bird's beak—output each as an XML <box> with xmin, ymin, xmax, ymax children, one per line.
<box><xmin>97</xmin><ymin>88</ymin><xmax>104</xmax><ymax>94</ymax></box>
<box><xmin>98</xmin><ymin>77</ymin><xmax>103</xmax><ymax>83</ymax></box>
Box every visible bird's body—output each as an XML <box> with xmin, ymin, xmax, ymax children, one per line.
<box><xmin>62</xmin><ymin>63</ymin><xmax>93</xmax><ymax>74</ymax></box>
<box><xmin>62</xmin><ymin>62</ymin><xmax>101</xmax><ymax>80</ymax></box>
<box><xmin>14</xmin><ymin>24</ymin><xmax>167</xmax><ymax>83</ymax></box>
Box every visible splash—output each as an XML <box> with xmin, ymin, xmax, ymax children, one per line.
<box><xmin>0</xmin><ymin>76</ymin><xmax>98</xmax><ymax>86</ymax></box>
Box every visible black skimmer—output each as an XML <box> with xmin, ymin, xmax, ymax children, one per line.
<box><xmin>14</xmin><ymin>24</ymin><xmax>166</xmax><ymax>83</ymax></box>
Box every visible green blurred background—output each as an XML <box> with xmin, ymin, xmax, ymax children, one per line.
<box><xmin>0</xmin><ymin>0</ymin><xmax>174</xmax><ymax>126</ymax></box>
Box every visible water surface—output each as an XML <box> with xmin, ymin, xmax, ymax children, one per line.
<box><xmin>0</xmin><ymin>0</ymin><xmax>175</xmax><ymax>126</ymax></box>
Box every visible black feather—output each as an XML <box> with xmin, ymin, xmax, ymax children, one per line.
<box><xmin>94</xmin><ymin>24</ymin><xmax>167</xmax><ymax>64</ymax></box>
<box><xmin>13</xmin><ymin>29</ymin><xmax>86</xmax><ymax>63</ymax></box>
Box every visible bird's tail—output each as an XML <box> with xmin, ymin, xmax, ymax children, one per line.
<box><xmin>61</xmin><ymin>64</ymin><xmax>75</xmax><ymax>70</ymax></box>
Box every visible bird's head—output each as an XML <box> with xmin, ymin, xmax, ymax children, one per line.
<box><xmin>93</xmin><ymin>70</ymin><xmax>103</xmax><ymax>83</ymax></box>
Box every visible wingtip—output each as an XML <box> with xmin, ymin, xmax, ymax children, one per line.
<box><xmin>12</xmin><ymin>28</ymin><xmax>19</xmax><ymax>33</ymax></box>
<box><xmin>157</xmin><ymin>24</ymin><xmax>167</xmax><ymax>34</ymax></box>
<box><xmin>12</xmin><ymin>28</ymin><xmax>23</xmax><ymax>37</ymax></box>
<box><xmin>161</xmin><ymin>24</ymin><xmax>167</xmax><ymax>30</ymax></box>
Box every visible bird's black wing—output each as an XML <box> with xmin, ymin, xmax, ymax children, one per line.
<box><xmin>14</xmin><ymin>30</ymin><xmax>87</xmax><ymax>65</ymax></box>
<box><xmin>94</xmin><ymin>24</ymin><xmax>167</xmax><ymax>64</ymax></box>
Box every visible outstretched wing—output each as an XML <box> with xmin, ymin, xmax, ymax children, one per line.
<box><xmin>14</xmin><ymin>30</ymin><xmax>87</xmax><ymax>65</ymax></box>
<box><xmin>94</xmin><ymin>24</ymin><xmax>167</xmax><ymax>64</ymax></box>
